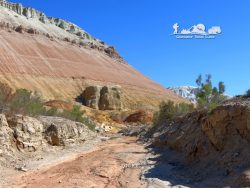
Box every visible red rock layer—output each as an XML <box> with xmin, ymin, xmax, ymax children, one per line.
<box><xmin>0</xmin><ymin>30</ymin><xmax>183</xmax><ymax>106</ymax></box>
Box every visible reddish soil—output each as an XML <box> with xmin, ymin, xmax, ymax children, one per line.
<box><xmin>44</xmin><ymin>100</ymin><xmax>73</xmax><ymax>110</ymax></box>
<box><xmin>6</xmin><ymin>137</ymin><xmax>148</xmax><ymax>188</ymax></box>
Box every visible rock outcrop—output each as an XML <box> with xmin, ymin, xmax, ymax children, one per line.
<box><xmin>83</xmin><ymin>86</ymin><xmax>122</xmax><ymax>110</ymax></box>
<box><xmin>0</xmin><ymin>114</ymin><xmax>97</xmax><ymax>168</ymax></box>
<box><xmin>99</xmin><ymin>86</ymin><xmax>122</xmax><ymax>110</ymax></box>
<box><xmin>83</xmin><ymin>86</ymin><xmax>102</xmax><ymax>110</ymax></box>
<box><xmin>168</xmin><ymin>86</ymin><xmax>198</xmax><ymax>103</ymax></box>
<box><xmin>168</xmin><ymin>86</ymin><xmax>231</xmax><ymax>104</ymax></box>
<box><xmin>0</xmin><ymin>0</ymin><xmax>122</xmax><ymax>61</ymax></box>
<box><xmin>202</xmin><ymin>105</ymin><xmax>250</xmax><ymax>151</ymax></box>
<box><xmin>39</xmin><ymin>116</ymin><xmax>95</xmax><ymax>146</ymax></box>
<box><xmin>0</xmin><ymin>114</ymin><xmax>13</xmax><ymax>158</ymax></box>
<box><xmin>148</xmin><ymin>100</ymin><xmax>250</xmax><ymax>187</ymax></box>
<box><xmin>124</xmin><ymin>110</ymin><xmax>153</xmax><ymax>123</ymax></box>
<box><xmin>7</xmin><ymin>115</ymin><xmax>45</xmax><ymax>152</ymax></box>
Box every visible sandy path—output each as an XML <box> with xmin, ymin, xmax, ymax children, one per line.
<box><xmin>6</xmin><ymin>137</ymin><xmax>148</xmax><ymax>188</ymax></box>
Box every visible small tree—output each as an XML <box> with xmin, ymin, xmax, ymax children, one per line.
<box><xmin>219</xmin><ymin>81</ymin><xmax>225</xmax><ymax>94</ymax></box>
<box><xmin>245</xmin><ymin>89</ymin><xmax>250</xmax><ymax>98</ymax></box>
<box><xmin>196</xmin><ymin>74</ymin><xmax>202</xmax><ymax>87</ymax></box>
<box><xmin>195</xmin><ymin>74</ymin><xmax>226</xmax><ymax>111</ymax></box>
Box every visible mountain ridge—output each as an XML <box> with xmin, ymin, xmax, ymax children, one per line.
<box><xmin>168</xmin><ymin>86</ymin><xmax>198</xmax><ymax>103</ymax></box>
<box><xmin>0</xmin><ymin>0</ymin><xmax>124</xmax><ymax>63</ymax></box>
<box><xmin>0</xmin><ymin>0</ymin><xmax>186</xmax><ymax>110</ymax></box>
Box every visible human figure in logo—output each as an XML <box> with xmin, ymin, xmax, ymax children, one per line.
<box><xmin>173</xmin><ymin>23</ymin><xmax>179</xmax><ymax>34</ymax></box>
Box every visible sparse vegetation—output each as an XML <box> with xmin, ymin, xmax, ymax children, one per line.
<box><xmin>0</xmin><ymin>83</ymin><xmax>96</xmax><ymax>131</ymax></box>
<box><xmin>45</xmin><ymin>105</ymin><xmax>96</xmax><ymax>131</ymax></box>
<box><xmin>0</xmin><ymin>83</ymin><xmax>13</xmax><ymax>113</ymax></box>
<box><xmin>81</xmin><ymin>117</ymin><xmax>96</xmax><ymax>131</ymax></box>
<box><xmin>9</xmin><ymin>89</ymin><xmax>46</xmax><ymax>116</ymax></box>
<box><xmin>244</xmin><ymin>89</ymin><xmax>250</xmax><ymax>98</ymax></box>
<box><xmin>44</xmin><ymin>107</ymin><xmax>58</xmax><ymax>116</ymax></box>
<box><xmin>195</xmin><ymin>74</ymin><xmax>226</xmax><ymax>111</ymax></box>
<box><xmin>153</xmin><ymin>101</ymin><xmax>194</xmax><ymax>125</ymax></box>
<box><xmin>61</xmin><ymin>105</ymin><xmax>85</xmax><ymax>122</ymax></box>
<box><xmin>55</xmin><ymin>105</ymin><xmax>96</xmax><ymax>131</ymax></box>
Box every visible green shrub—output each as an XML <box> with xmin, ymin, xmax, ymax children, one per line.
<box><xmin>158</xmin><ymin>101</ymin><xmax>177</xmax><ymax>120</ymax></box>
<box><xmin>58</xmin><ymin>105</ymin><xmax>96</xmax><ymax>131</ymax></box>
<box><xmin>81</xmin><ymin>117</ymin><xmax>96</xmax><ymax>131</ymax></box>
<box><xmin>0</xmin><ymin>85</ymin><xmax>96</xmax><ymax>131</ymax></box>
<box><xmin>195</xmin><ymin>74</ymin><xmax>226</xmax><ymax>111</ymax></box>
<box><xmin>9</xmin><ymin>89</ymin><xmax>46</xmax><ymax>116</ymax></box>
<box><xmin>176</xmin><ymin>102</ymin><xmax>194</xmax><ymax>116</ymax></box>
<box><xmin>45</xmin><ymin>107</ymin><xmax>58</xmax><ymax>116</ymax></box>
<box><xmin>153</xmin><ymin>101</ymin><xmax>194</xmax><ymax>125</ymax></box>
<box><xmin>61</xmin><ymin>105</ymin><xmax>85</xmax><ymax>122</ymax></box>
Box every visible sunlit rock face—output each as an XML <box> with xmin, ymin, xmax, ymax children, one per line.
<box><xmin>0</xmin><ymin>0</ymin><xmax>186</xmax><ymax>110</ymax></box>
<box><xmin>83</xmin><ymin>86</ymin><xmax>122</xmax><ymax>111</ymax></box>
<box><xmin>168</xmin><ymin>86</ymin><xmax>198</xmax><ymax>103</ymax></box>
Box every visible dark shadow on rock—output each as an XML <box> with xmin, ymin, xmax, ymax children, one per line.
<box><xmin>75</xmin><ymin>93</ymin><xmax>84</xmax><ymax>104</ymax></box>
<box><xmin>143</xmin><ymin>144</ymin><xmax>211</xmax><ymax>188</ymax></box>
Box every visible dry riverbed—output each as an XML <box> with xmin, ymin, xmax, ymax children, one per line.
<box><xmin>1</xmin><ymin>136</ymin><xmax>193</xmax><ymax>188</ymax></box>
<box><xmin>2</xmin><ymin>137</ymin><xmax>149</xmax><ymax>188</ymax></box>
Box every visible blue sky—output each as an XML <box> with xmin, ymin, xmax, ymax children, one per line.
<box><xmin>11</xmin><ymin>0</ymin><xmax>250</xmax><ymax>95</ymax></box>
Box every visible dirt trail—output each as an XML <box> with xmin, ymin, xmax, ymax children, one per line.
<box><xmin>6</xmin><ymin>137</ymin><xmax>148</xmax><ymax>188</ymax></box>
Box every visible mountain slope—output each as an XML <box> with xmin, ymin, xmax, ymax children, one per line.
<box><xmin>168</xmin><ymin>86</ymin><xmax>198</xmax><ymax>103</ymax></box>
<box><xmin>0</xmin><ymin>1</ymin><xmax>185</xmax><ymax>110</ymax></box>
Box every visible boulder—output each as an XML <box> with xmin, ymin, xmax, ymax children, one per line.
<box><xmin>7</xmin><ymin>115</ymin><xmax>45</xmax><ymax>152</ymax></box>
<box><xmin>99</xmin><ymin>86</ymin><xmax>122</xmax><ymax>110</ymax></box>
<box><xmin>119</xmin><ymin>125</ymin><xmax>149</xmax><ymax>137</ymax></box>
<box><xmin>83</xmin><ymin>85</ymin><xmax>122</xmax><ymax>110</ymax></box>
<box><xmin>15</xmin><ymin>25</ymin><xmax>24</xmax><ymax>33</ymax></box>
<box><xmin>83</xmin><ymin>86</ymin><xmax>101</xmax><ymax>109</ymax></box>
<box><xmin>1</xmin><ymin>114</ymin><xmax>97</xmax><ymax>151</ymax></box>
<box><xmin>27</xmin><ymin>28</ymin><xmax>36</xmax><ymax>34</ymax></box>
<box><xmin>124</xmin><ymin>110</ymin><xmax>153</xmax><ymax>123</ymax></box>
<box><xmin>104</xmin><ymin>46</ymin><xmax>122</xmax><ymax>59</ymax></box>
<box><xmin>39</xmin><ymin>116</ymin><xmax>96</xmax><ymax>146</ymax></box>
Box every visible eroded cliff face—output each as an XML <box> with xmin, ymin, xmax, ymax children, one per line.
<box><xmin>0</xmin><ymin>114</ymin><xmax>97</xmax><ymax>170</ymax></box>
<box><xmin>149</xmin><ymin>99</ymin><xmax>250</xmax><ymax>187</ymax></box>
<box><xmin>0</xmin><ymin>1</ymin><xmax>184</xmax><ymax>110</ymax></box>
